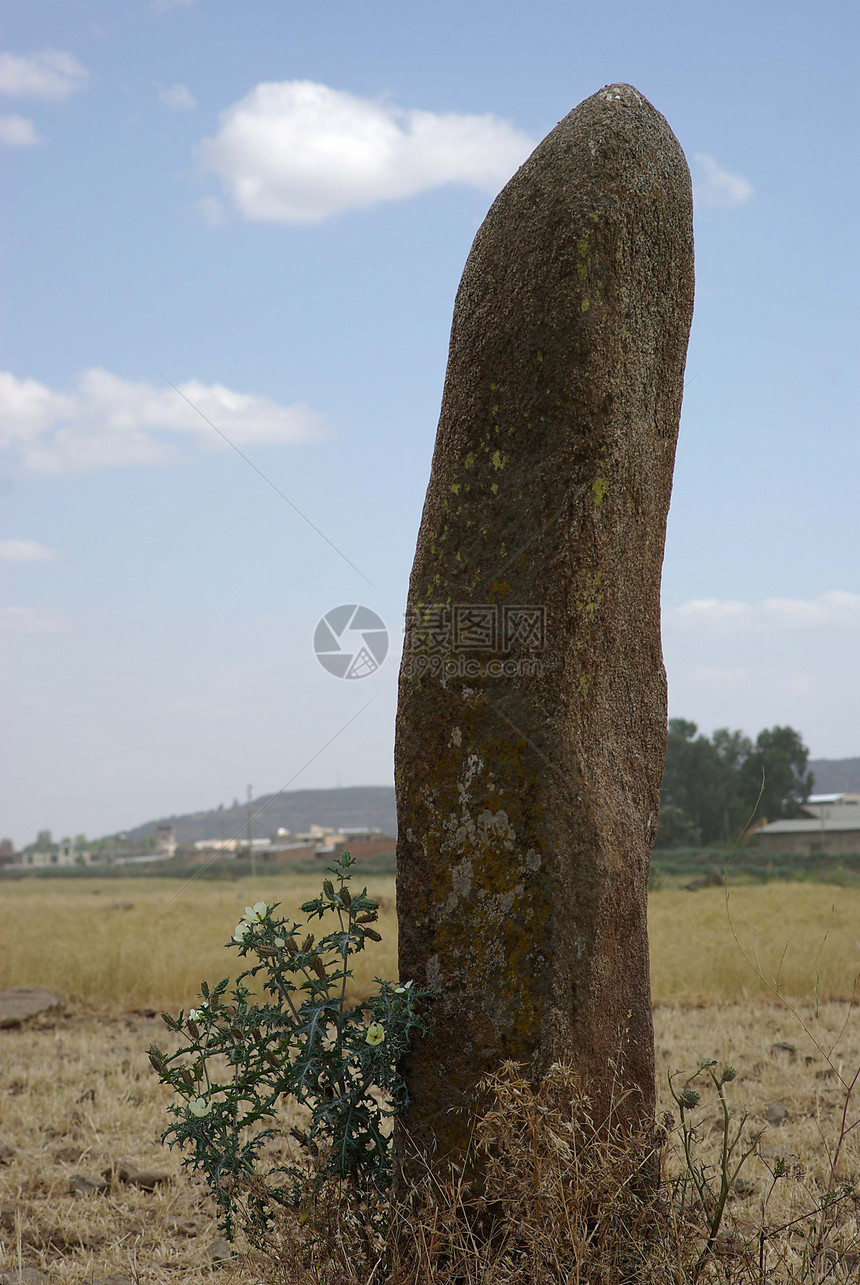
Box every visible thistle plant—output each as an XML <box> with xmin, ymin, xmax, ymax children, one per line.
<box><xmin>668</xmin><ymin>1056</ymin><xmax>764</xmax><ymax>1278</ymax></box>
<box><xmin>148</xmin><ymin>851</ymin><xmax>431</xmax><ymax>1242</ymax></box>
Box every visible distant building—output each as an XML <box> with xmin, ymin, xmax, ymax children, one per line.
<box><xmin>803</xmin><ymin>793</ymin><xmax>860</xmax><ymax>815</ymax></box>
<box><xmin>288</xmin><ymin>824</ymin><xmax>383</xmax><ymax>855</ymax></box>
<box><xmin>193</xmin><ymin>837</ymin><xmax>273</xmax><ymax>854</ymax></box>
<box><xmin>755</xmin><ymin>794</ymin><xmax>860</xmax><ymax>857</ymax></box>
<box><xmin>155</xmin><ymin>825</ymin><xmax>177</xmax><ymax>857</ymax></box>
<box><xmin>18</xmin><ymin>840</ymin><xmax>93</xmax><ymax>868</ymax></box>
<box><xmin>189</xmin><ymin>823</ymin><xmax>392</xmax><ymax>862</ymax></box>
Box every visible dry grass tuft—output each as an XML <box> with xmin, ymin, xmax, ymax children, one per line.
<box><xmin>241</xmin><ymin>1061</ymin><xmax>687</xmax><ymax>1285</ymax></box>
<box><xmin>251</xmin><ymin>1001</ymin><xmax>860</xmax><ymax>1284</ymax></box>
<box><xmin>383</xmin><ymin>1062</ymin><xmax>689</xmax><ymax>1285</ymax></box>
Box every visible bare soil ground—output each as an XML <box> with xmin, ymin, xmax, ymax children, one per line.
<box><xmin>2</xmin><ymin>998</ymin><xmax>860</xmax><ymax>1281</ymax></box>
<box><xmin>0</xmin><ymin>1006</ymin><xmax>260</xmax><ymax>1284</ymax></box>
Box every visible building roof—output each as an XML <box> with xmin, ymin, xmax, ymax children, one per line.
<box><xmin>759</xmin><ymin>815</ymin><xmax>860</xmax><ymax>835</ymax></box>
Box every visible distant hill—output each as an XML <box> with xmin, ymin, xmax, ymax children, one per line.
<box><xmin>121</xmin><ymin>786</ymin><xmax>397</xmax><ymax>846</ymax></box>
<box><xmin>809</xmin><ymin>758</ymin><xmax>860</xmax><ymax>794</ymax></box>
<box><xmin>116</xmin><ymin>758</ymin><xmax>860</xmax><ymax>847</ymax></box>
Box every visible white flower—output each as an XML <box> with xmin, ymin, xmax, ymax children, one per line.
<box><xmin>188</xmin><ymin>1096</ymin><xmax>211</xmax><ymax>1118</ymax></box>
<box><xmin>188</xmin><ymin>1006</ymin><xmax>207</xmax><ymax>1021</ymax></box>
<box><xmin>365</xmin><ymin>1022</ymin><xmax>385</xmax><ymax>1046</ymax></box>
<box><xmin>394</xmin><ymin>981</ymin><xmax>413</xmax><ymax>994</ymax></box>
<box><xmin>274</xmin><ymin>937</ymin><xmax>285</xmax><ymax>948</ymax></box>
<box><xmin>233</xmin><ymin>920</ymin><xmax>252</xmax><ymax>942</ymax></box>
<box><xmin>243</xmin><ymin>901</ymin><xmax>268</xmax><ymax>923</ymax></box>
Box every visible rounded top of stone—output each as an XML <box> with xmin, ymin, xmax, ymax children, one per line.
<box><xmin>596</xmin><ymin>83</ymin><xmax>646</xmax><ymax>106</ymax></box>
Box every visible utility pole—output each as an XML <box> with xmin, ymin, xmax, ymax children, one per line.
<box><xmin>247</xmin><ymin>784</ymin><xmax>256</xmax><ymax>881</ymax></box>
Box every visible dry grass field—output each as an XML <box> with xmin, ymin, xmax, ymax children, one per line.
<box><xmin>2</xmin><ymin>868</ymin><xmax>860</xmax><ymax>1281</ymax></box>
<box><xmin>649</xmin><ymin>880</ymin><xmax>860</xmax><ymax>1006</ymax></box>
<box><xmin>0</xmin><ymin>872</ymin><xmax>398</xmax><ymax>1014</ymax></box>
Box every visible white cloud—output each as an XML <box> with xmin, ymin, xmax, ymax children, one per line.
<box><xmin>0</xmin><ymin>539</ymin><xmax>57</xmax><ymax>562</ymax></box>
<box><xmin>0</xmin><ymin>368</ymin><xmax>328</xmax><ymax>474</ymax></box>
<box><xmin>158</xmin><ymin>82</ymin><xmax>196</xmax><ymax>112</ymax></box>
<box><xmin>663</xmin><ymin>590</ymin><xmax>860</xmax><ymax>755</ymax></box>
<box><xmin>0</xmin><ymin>114</ymin><xmax>43</xmax><ymax>146</ymax></box>
<box><xmin>693</xmin><ymin>153</ymin><xmax>754</xmax><ymax>209</ymax></box>
<box><xmin>200</xmin><ymin>80</ymin><xmax>535</xmax><ymax>224</ymax></box>
<box><xmin>669</xmin><ymin>590</ymin><xmax>860</xmax><ymax>630</ymax></box>
<box><xmin>0</xmin><ymin>50</ymin><xmax>88</xmax><ymax>99</ymax></box>
<box><xmin>0</xmin><ymin>606</ymin><xmax>70</xmax><ymax>635</ymax></box>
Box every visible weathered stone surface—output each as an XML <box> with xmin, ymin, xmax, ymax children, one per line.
<box><xmin>0</xmin><ymin>1269</ymin><xmax>48</xmax><ymax>1285</ymax></box>
<box><xmin>0</xmin><ymin>987</ymin><xmax>63</xmax><ymax>1029</ymax></box>
<box><xmin>395</xmin><ymin>83</ymin><xmax>694</xmax><ymax>1163</ymax></box>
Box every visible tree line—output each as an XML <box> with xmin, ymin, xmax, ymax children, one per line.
<box><xmin>657</xmin><ymin>720</ymin><xmax>813</xmax><ymax>848</ymax></box>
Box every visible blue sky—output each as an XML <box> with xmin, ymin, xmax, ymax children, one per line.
<box><xmin>1</xmin><ymin>0</ymin><xmax>857</xmax><ymax>846</ymax></box>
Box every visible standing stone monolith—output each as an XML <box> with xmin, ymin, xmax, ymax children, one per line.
<box><xmin>394</xmin><ymin>83</ymin><xmax>694</xmax><ymax>1167</ymax></box>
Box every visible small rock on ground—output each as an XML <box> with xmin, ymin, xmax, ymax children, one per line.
<box><xmin>766</xmin><ymin>1100</ymin><xmax>789</xmax><ymax>1125</ymax></box>
<box><xmin>207</xmin><ymin>1237</ymin><xmax>234</xmax><ymax>1262</ymax></box>
<box><xmin>165</xmin><ymin>1215</ymin><xmax>202</xmax><ymax>1235</ymax></box>
<box><xmin>0</xmin><ymin>1269</ymin><xmax>49</xmax><ymax>1284</ymax></box>
<box><xmin>69</xmin><ymin>1172</ymin><xmax>110</xmax><ymax>1195</ymax></box>
<box><xmin>0</xmin><ymin>987</ymin><xmax>63</xmax><ymax>1029</ymax></box>
<box><xmin>102</xmin><ymin>1161</ymin><xmax>169</xmax><ymax>1189</ymax></box>
<box><xmin>769</xmin><ymin>1040</ymin><xmax>797</xmax><ymax>1060</ymax></box>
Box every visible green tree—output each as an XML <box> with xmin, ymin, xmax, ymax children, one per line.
<box><xmin>738</xmin><ymin>725</ymin><xmax>813</xmax><ymax>824</ymax></box>
<box><xmin>711</xmin><ymin>727</ymin><xmax>755</xmax><ymax>839</ymax></box>
<box><xmin>657</xmin><ymin>721</ymin><xmax>812</xmax><ymax>846</ymax></box>
<box><xmin>659</xmin><ymin>720</ymin><xmax>727</xmax><ymax>844</ymax></box>
<box><xmin>654</xmin><ymin>803</ymin><xmax>701</xmax><ymax>847</ymax></box>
